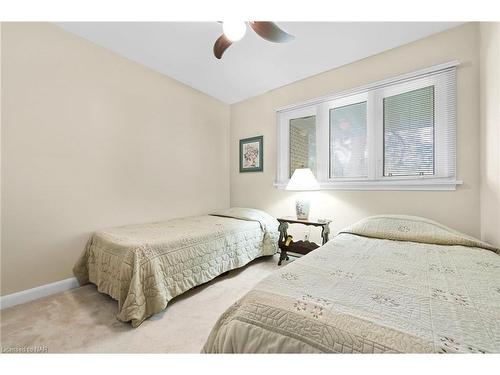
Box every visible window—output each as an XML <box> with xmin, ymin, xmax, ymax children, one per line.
<box><xmin>276</xmin><ymin>61</ymin><xmax>459</xmax><ymax>190</ymax></box>
<box><xmin>329</xmin><ymin>101</ymin><xmax>368</xmax><ymax>178</ymax></box>
<box><xmin>383</xmin><ymin>86</ymin><xmax>435</xmax><ymax>177</ymax></box>
<box><xmin>289</xmin><ymin>116</ymin><xmax>316</xmax><ymax>177</ymax></box>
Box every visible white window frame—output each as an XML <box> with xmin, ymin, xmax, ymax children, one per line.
<box><xmin>275</xmin><ymin>61</ymin><xmax>462</xmax><ymax>191</ymax></box>
<box><xmin>321</xmin><ymin>92</ymin><xmax>372</xmax><ymax>181</ymax></box>
<box><xmin>276</xmin><ymin>106</ymin><xmax>317</xmax><ymax>187</ymax></box>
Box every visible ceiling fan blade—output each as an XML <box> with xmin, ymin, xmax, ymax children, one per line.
<box><xmin>213</xmin><ymin>34</ymin><xmax>232</xmax><ymax>59</ymax></box>
<box><xmin>249</xmin><ymin>22</ymin><xmax>295</xmax><ymax>43</ymax></box>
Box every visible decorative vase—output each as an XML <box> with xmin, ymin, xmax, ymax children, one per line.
<box><xmin>295</xmin><ymin>198</ymin><xmax>310</xmax><ymax>220</ymax></box>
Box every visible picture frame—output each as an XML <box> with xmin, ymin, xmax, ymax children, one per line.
<box><xmin>239</xmin><ymin>136</ymin><xmax>263</xmax><ymax>173</ymax></box>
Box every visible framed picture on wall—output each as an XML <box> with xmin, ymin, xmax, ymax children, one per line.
<box><xmin>239</xmin><ymin>136</ymin><xmax>263</xmax><ymax>173</ymax></box>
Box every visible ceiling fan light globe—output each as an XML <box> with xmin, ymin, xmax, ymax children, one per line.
<box><xmin>222</xmin><ymin>21</ymin><xmax>246</xmax><ymax>42</ymax></box>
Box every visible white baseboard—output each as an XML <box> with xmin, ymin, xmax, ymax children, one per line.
<box><xmin>0</xmin><ymin>277</ymin><xmax>79</xmax><ymax>310</ymax></box>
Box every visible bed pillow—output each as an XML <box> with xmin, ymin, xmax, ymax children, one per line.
<box><xmin>339</xmin><ymin>215</ymin><xmax>498</xmax><ymax>254</ymax></box>
<box><xmin>211</xmin><ymin>207</ymin><xmax>279</xmax><ymax>232</ymax></box>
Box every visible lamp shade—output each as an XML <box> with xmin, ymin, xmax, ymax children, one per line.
<box><xmin>286</xmin><ymin>168</ymin><xmax>320</xmax><ymax>191</ymax></box>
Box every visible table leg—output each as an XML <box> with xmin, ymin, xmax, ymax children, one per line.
<box><xmin>278</xmin><ymin>250</ymin><xmax>288</xmax><ymax>266</ymax></box>
<box><xmin>278</xmin><ymin>222</ymin><xmax>289</xmax><ymax>266</ymax></box>
<box><xmin>321</xmin><ymin>224</ymin><xmax>330</xmax><ymax>245</ymax></box>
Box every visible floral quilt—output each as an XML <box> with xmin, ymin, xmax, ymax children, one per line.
<box><xmin>203</xmin><ymin>215</ymin><xmax>499</xmax><ymax>353</ymax></box>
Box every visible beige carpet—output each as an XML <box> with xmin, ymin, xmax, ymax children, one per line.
<box><xmin>0</xmin><ymin>255</ymin><xmax>282</xmax><ymax>353</ymax></box>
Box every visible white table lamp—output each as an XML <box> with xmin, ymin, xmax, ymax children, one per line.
<box><xmin>286</xmin><ymin>168</ymin><xmax>320</xmax><ymax>220</ymax></box>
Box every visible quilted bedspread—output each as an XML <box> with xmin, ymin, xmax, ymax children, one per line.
<box><xmin>73</xmin><ymin>208</ymin><xmax>279</xmax><ymax>327</ymax></box>
<box><xmin>202</xmin><ymin>215</ymin><xmax>500</xmax><ymax>353</ymax></box>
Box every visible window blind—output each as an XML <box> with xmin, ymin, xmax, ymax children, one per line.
<box><xmin>275</xmin><ymin>62</ymin><xmax>458</xmax><ymax>190</ymax></box>
<box><xmin>383</xmin><ymin>86</ymin><xmax>435</xmax><ymax>177</ymax></box>
<box><xmin>382</xmin><ymin>68</ymin><xmax>456</xmax><ymax>179</ymax></box>
<box><xmin>289</xmin><ymin>116</ymin><xmax>316</xmax><ymax>177</ymax></box>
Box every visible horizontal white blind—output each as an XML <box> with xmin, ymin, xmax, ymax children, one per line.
<box><xmin>440</xmin><ymin>68</ymin><xmax>457</xmax><ymax>178</ymax></box>
<box><xmin>381</xmin><ymin>68</ymin><xmax>456</xmax><ymax>179</ymax></box>
<box><xmin>275</xmin><ymin>62</ymin><xmax>458</xmax><ymax>190</ymax></box>
<box><xmin>329</xmin><ymin>102</ymin><xmax>368</xmax><ymax>178</ymax></box>
<box><xmin>384</xmin><ymin>86</ymin><xmax>435</xmax><ymax>177</ymax></box>
<box><xmin>289</xmin><ymin>116</ymin><xmax>316</xmax><ymax>177</ymax></box>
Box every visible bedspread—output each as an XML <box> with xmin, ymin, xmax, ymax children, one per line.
<box><xmin>203</xmin><ymin>215</ymin><xmax>500</xmax><ymax>353</ymax></box>
<box><xmin>73</xmin><ymin>208</ymin><xmax>279</xmax><ymax>327</ymax></box>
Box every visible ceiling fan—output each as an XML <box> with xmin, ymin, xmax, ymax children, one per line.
<box><xmin>214</xmin><ymin>22</ymin><xmax>295</xmax><ymax>59</ymax></box>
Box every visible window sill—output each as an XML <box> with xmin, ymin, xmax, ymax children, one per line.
<box><xmin>274</xmin><ymin>179</ymin><xmax>463</xmax><ymax>191</ymax></box>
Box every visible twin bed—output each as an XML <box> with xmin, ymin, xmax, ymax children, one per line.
<box><xmin>203</xmin><ymin>215</ymin><xmax>500</xmax><ymax>353</ymax></box>
<box><xmin>74</xmin><ymin>211</ymin><xmax>500</xmax><ymax>353</ymax></box>
<box><xmin>73</xmin><ymin>207</ymin><xmax>279</xmax><ymax>327</ymax></box>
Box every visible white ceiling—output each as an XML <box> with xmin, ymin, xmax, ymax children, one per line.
<box><xmin>56</xmin><ymin>22</ymin><xmax>462</xmax><ymax>104</ymax></box>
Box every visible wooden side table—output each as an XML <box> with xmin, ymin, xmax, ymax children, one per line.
<box><xmin>277</xmin><ymin>216</ymin><xmax>332</xmax><ymax>266</ymax></box>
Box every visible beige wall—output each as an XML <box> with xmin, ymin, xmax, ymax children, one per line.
<box><xmin>230</xmin><ymin>23</ymin><xmax>481</xmax><ymax>244</ymax></box>
<box><xmin>480</xmin><ymin>23</ymin><xmax>500</xmax><ymax>247</ymax></box>
<box><xmin>1</xmin><ymin>23</ymin><xmax>230</xmax><ymax>295</ymax></box>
